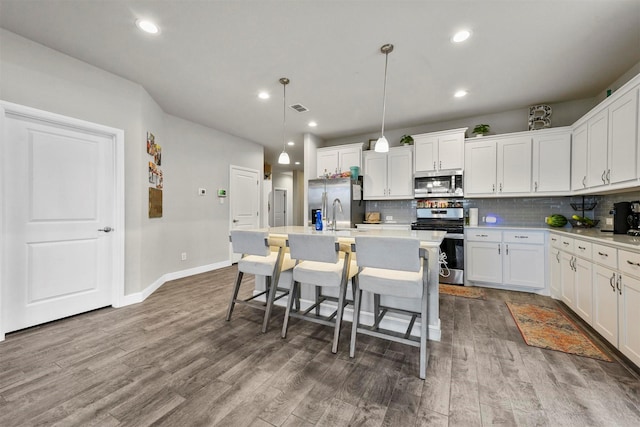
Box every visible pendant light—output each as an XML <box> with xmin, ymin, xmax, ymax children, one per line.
<box><xmin>277</xmin><ymin>77</ymin><xmax>291</xmax><ymax>164</ymax></box>
<box><xmin>375</xmin><ymin>44</ymin><xmax>393</xmax><ymax>153</ymax></box>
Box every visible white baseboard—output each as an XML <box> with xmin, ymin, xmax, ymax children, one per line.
<box><xmin>119</xmin><ymin>261</ymin><xmax>232</xmax><ymax>307</ymax></box>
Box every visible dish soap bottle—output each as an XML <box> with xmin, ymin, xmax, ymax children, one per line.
<box><xmin>315</xmin><ymin>210</ymin><xmax>323</xmax><ymax>231</ymax></box>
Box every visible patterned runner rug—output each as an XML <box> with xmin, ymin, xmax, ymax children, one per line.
<box><xmin>439</xmin><ymin>284</ymin><xmax>486</xmax><ymax>299</ymax></box>
<box><xmin>506</xmin><ymin>302</ymin><xmax>611</xmax><ymax>362</ymax></box>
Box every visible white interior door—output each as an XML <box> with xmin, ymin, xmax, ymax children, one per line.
<box><xmin>273</xmin><ymin>188</ymin><xmax>286</xmax><ymax>227</ymax></box>
<box><xmin>230</xmin><ymin>166</ymin><xmax>260</xmax><ymax>262</ymax></box>
<box><xmin>1</xmin><ymin>105</ymin><xmax>120</xmax><ymax>334</ymax></box>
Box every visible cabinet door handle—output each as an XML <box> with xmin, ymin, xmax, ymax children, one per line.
<box><xmin>563</xmin><ymin>241</ymin><xmax>570</xmax><ymax>246</ymax></box>
<box><xmin>433</xmin><ymin>161</ymin><xmax>437</xmax><ymax>170</ymax></box>
<box><xmin>606</xmin><ymin>169</ymin><xmax>610</xmax><ymax>184</ymax></box>
<box><xmin>556</xmin><ymin>252</ymin><xmax>560</xmax><ymax>263</ymax></box>
<box><xmin>499</xmin><ymin>182</ymin><xmax>503</xmax><ymax>192</ymax></box>
<box><xmin>582</xmin><ymin>176</ymin><xmax>586</xmax><ymax>188</ymax></box>
<box><xmin>439</xmin><ymin>160</ymin><xmax>442</xmax><ymax>169</ymax></box>
<box><xmin>477</xmin><ymin>234</ymin><xmax>488</xmax><ymax>237</ymax></box>
<box><xmin>601</xmin><ymin>170</ymin><xmax>606</xmax><ymax>184</ymax></box>
<box><xmin>610</xmin><ymin>273</ymin><xmax>616</xmax><ymax>291</ymax></box>
<box><xmin>578</xmin><ymin>246</ymin><xmax>586</xmax><ymax>250</ymax></box>
<box><xmin>515</xmin><ymin>235</ymin><xmax>528</xmax><ymax>239</ymax></box>
<box><xmin>498</xmin><ymin>244</ymin><xmax>501</xmax><ymax>255</ymax></box>
<box><xmin>598</xmin><ymin>251</ymin><xmax>608</xmax><ymax>257</ymax></box>
<box><xmin>616</xmin><ymin>274</ymin><xmax>622</xmax><ymax>295</ymax></box>
<box><xmin>506</xmin><ymin>244</ymin><xmax>509</xmax><ymax>255</ymax></box>
<box><xmin>534</xmin><ymin>181</ymin><xmax>538</xmax><ymax>192</ymax></box>
<box><xmin>626</xmin><ymin>260</ymin><xmax>640</xmax><ymax>267</ymax></box>
<box><xmin>492</xmin><ymin>184</ymin><xmax>495</xmax><ymax>193</ymax></box>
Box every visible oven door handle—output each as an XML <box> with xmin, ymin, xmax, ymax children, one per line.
<box><xmin>444</xmin><ymin>233</ymin><xmax>465</xmax><ymax>239</ymax></box>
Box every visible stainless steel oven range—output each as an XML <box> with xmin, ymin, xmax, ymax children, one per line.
<box><xmin>411</xmin><ymin>203</ymin><xmax>464</xmax><ymax>285</ymax></box>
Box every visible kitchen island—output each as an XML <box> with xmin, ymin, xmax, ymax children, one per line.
<box><xmin>252</xmin><ymin>226</ymin><xmax>446</xmax><ymax>341</ymax></box>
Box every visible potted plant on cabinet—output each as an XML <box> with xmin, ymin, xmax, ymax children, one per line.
<box><xmin>472</xmin><ymin>124</ymin><xmax>490</xmax><ymax>137</ymax></box>
<box><xmin>400</xmin><ymin>134</ymin><xmax>414</xmax><ymax>145</ymax></box>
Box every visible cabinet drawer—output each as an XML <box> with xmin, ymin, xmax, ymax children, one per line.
<box><xmin>593</xmin><ymin>244</ymin><xmax>617</xmax><ymax>269</ymax></box>
<box><xmin>549</xmin><ymin>233</ymin><xmax>562</xmax><ymax>248</ymax></box>
<box><xmin>503</xmin><ymin>231</ymin><xmax>544</xmax><ymax>244</ymax></box>
<box><xmin>466</xmin><ymin>229</ymin><xmax>502</xmax><ymax>242</ymax></box>
<box><xmin>619</xmin><ymin>249</ymin><xmax>640</xmax><ymax>278</ymax></box>
<box><xmin>574</xmin><ymin>240</ymin><xmax>592</xmax><ymax>258</ymax></box>
<box><xmin>560</xmin><ymin>236</ymin><xmax>574</xmax><ymax>252</ymax></box>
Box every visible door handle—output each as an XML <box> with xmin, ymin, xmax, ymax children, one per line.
<box><xmin>98</xmin><ymin>226</ymin><xmax>113</xmax><ymax>233</ymax></box>
<box><xmin>232</xmin><ymin>219</ymin><xmax>239</xmax><ymax>223</ymax></box>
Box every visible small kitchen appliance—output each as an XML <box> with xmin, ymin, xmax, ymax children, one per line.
<box><xmin>627</xmin><ymin>201</ymin><xmax>640</xmax><ymax>236</ymax></box>
<box><xmin>612</xmin><ymin>201</ymin><xmax>632</xmax><ymax>234</ymax></box>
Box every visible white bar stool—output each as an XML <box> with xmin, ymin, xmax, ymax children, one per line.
<box><xmin>350</xmin><ymin>235</ymin><xmax>429</xmax><ymax>379</ymax></box>
<box><xmin>227</xmin><ymin>230</ymin><xmax>295</xmax><ymax>333</ymax></box>
<box><xmin>281</xmin><ymin>233</ymin><xmax>357</xmax><ymax>353</ymax></box>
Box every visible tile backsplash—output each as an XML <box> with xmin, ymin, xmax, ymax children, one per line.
<box><xmin>365</xmin><ymin>189</ymin><xmax>640</xmax><ymax>228</ymax></box>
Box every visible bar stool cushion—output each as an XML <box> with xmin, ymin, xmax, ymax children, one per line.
<box><xmin>358</xmin><ymin>266</ymin><xmax>423</xmax><ymax>299</ymax></box>
<box><xmin>239</xmin><ymin>252</ymin><xmax>295</xmax><ymax>277</ymax></box>
<box><xmin>293</xmin><ymin>258</ymin><xmax>357</xmax><ymax>288</ymax></box>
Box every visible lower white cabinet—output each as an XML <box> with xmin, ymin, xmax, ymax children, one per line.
<box><xmin>593</xmin><ymin>264</ymin><xmax>619</xmax><ymax>345</ymax></box>
<box><xmin>549</xmin><ymin>246</ymin><xmax>562</xmax><ymax>298</ymax></box>
<box><xmin>574</xmin><ymin>257</ymin><xmax>593</xmax><ymax>324</ymax></box>
<box><xmin>466</xmin><ymin>228</ymin><xmax>545</xmax><ymax>292</ymax></box>
<box><xmin>618</xmin><ymin>273</ymin><xmax>640</xmax><ymax>366</ymax></box>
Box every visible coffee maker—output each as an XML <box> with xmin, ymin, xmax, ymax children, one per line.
<box><xmin>628</xmin><ymin>201</ymin><xmax>640</xmax><ymax>236</ymax></box>
<box><xmin>612</xmin><ymin>202</ymin><xmax>632</xmax><ymax>234</ymax></box>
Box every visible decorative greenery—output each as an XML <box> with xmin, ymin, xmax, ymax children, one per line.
<box><xmin>400</xmin><ymin>134</ymin><xmax>414</xmax><ymax>145</ymax></box>
<box><xmin>472</xmin><ymin>124</ymin><xmax>490</xmax><ymax>135</ymax></box>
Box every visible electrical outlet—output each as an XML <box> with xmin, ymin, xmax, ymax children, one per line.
<box><xmin>385</xmin><ymin>215</ymin><xmax>393</xmax><ymax>221</ymax></box>
<box><xmin>606</xmin><ymin>218</ymin><xmax>613</xmax><ymax>225</ymax></box>
<box><xmin>181</xmin><ymin>252</ymin><xmax>187</xmax><ymax>261</ymax></box>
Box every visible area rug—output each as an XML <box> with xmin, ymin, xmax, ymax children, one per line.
<box><xmin>506</xmin><ymin>302</ymin><xmax>611</xmax><ymax>362</ymax></box>
<box><xmin>439</xmin><ymin>284</ymin><xmax>486</xmax><ymax>299</ymax></box>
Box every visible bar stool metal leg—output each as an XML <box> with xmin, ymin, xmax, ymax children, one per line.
<box><xmin>226</xmin><ymin>271</ymin><xmax>244</xmax><ymax>321</ymax></box>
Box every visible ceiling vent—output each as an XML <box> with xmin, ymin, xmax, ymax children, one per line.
<box><xmin>289</xmin><ymin>103</ymin><xmax>309</xmax><ymax>113</ymax></box>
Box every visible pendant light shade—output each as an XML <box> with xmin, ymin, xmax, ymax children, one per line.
<box><xmin>375</xmin><ymin>44</ymin><xmax>393</xmax><ymax>153</ymax></box>
<box><xmin>278</xmin><ymin>77</ymin><xmax>291</xmax><ymax>164</ymax></box>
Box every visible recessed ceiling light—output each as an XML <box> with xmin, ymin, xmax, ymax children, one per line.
<box><xmin>287</xmin><ymin>141</ymin><xmax>295</xmax><ymax>146</ymax></box>
<box><xmin>454</xmin><ymin>90</ymin><xmax>468</xmax><ymax>98</ymax></box>
<box><xmin>452</xmin><ymin>30</ymin><xmax>471</xmax><ymax>43</ymax></box>
<box><xmin>308</xmin><ymin>121</ymin><xmax>317</xmax><ymax>127</ymax></box>
<box><xmin>136</xmin><ymin>19</ymin><xmax>159</xmax><ymax>34</ymax></box>
<box><xmin>258</xmin><ymin>91</ymin><xmax>269</xmax><ymax>100</ymax></box>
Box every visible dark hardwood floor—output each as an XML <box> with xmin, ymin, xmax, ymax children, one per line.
<box><xmin>1</xmin><ymin>265</ymin><xmax>639</xmax><ymax>426</ymax></box>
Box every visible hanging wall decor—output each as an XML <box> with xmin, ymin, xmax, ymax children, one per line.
<box><xmin>528</xmin><ymin>104</ymin><xmax>552</xmax><ymax>130</ymax></box>
<box><xmin>147</xmin><ymin>131</ymin><xmax>163</xmax><ymax>217</ymax></box>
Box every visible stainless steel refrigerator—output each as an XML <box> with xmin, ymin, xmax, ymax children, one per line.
<box><xmin>308</xmin><ymin>178</ymin><xmax>364</xmax><ymax>229</ymax></box>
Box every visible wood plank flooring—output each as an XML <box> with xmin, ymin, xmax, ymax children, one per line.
<box><xmin>1</xmin><ymin>265</ymin><xmax>639</xmax><ymax>426</ymax></box>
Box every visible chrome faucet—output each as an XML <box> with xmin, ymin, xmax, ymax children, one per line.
<box><xmin>331</xmin><ymin>198</ymin><xmax>343</xmax><ymax>231</ymax></box>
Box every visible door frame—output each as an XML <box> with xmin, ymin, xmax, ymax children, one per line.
<box><xmin>0</xmin><ymin>101</ymin><xmax>126</xmax><ymax>341</ymax></box>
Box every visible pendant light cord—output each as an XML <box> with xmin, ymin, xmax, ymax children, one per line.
<box><xmin>282</xmin><ymin>81</ymin><xmax>286</xmax><ymax>152</ymax></box>
<box><xmin>381</xmin><ymin>50</ymin><xmax>388</xmax><ymax>137</ymax></box>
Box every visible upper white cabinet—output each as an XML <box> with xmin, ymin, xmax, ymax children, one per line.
<box><xmin>465</xmin><ymin>133</ymin><xmax>532</xmax><ymax>196</ymax></box>
<box><xmin>532</xmin><ymin>129</ymin><xmax>571</xmax><ymax>193</ymax></box>
<box><xmin>362</xmin><ymin>146</ymin><xmax>413</xmax><ymax>200</ymax></box>
<box><xmin>573</xmin><ymin>74</ymin><xmax>639</xmax><ymax>192</ymax></box>
<box><xmin>316</xmin><ymin>143</ymin><xmax>363</xmax><ymax>177</ymax></box>
<box><xmin>571</xmin><ymin>123</ymin><xmax>589</xmax><ymax>190</ymax></box>
<box><xmin>414</xmin><ymin>128</ymin><xmax>467</xmax><ymax>173</ymax></box>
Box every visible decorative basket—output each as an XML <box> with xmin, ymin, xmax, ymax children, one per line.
<box><xmin>569</xmin><ymin>219</ymin><xmax>599</xmax><ymax>228</ymax></box>
<box><xmin>570</xmin><ymin>202</ymin><xmax>597</xmax><ymax>211</ymax></box>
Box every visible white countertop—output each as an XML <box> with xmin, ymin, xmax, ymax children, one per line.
<box><xmin>265</xmin><ymin>226</ymin><xmax>446</xmax><ymax>247</ymax></box>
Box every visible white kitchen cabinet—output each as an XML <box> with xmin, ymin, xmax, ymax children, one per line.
<box><xmin>618</xmin><ymin>273</ymin><xmax>640</xmax><ymax>367</ymax></box>
<box><xmin>549</xmin><ymin>245</ymin><xmax>562</xmax><ymax>298</ymax></box>
<box><xmin>465</xmin><ymin>133</ymin><xmax>532</xmax><ymax>196</ymax></box>
<box><xmin>574</xmin><ymin>257</ymin><xmax>593</xmax><ymax>324</ymax></box>
<box><xmin>587</xmin><ymin>109</ymin><xmax>609</xmax><ymax>188</ymax></box>
<box><xmin>362</xmin><ymin>146</ymin><xmax>413</xmax><ymax>200</ymax></box>
<box><xmin>580</xmin><ymin>87</ymin><xmax>638</xmax><ymax>190</ymax></box>
<box><xmin>532</xmin><ymin>129</ymin><xmax>571</xmax><ymax>193</ymax></box>
<box><xmin>316</xmin><ymin>143</ymin><xmax>363</xmax><ymax>177</ymax></box>
<box><xmin>560</xmin><ymin>251</ymin><xmax>576</xmax><ymax>309</ymax></box>
<box><xmin>502</xmin><ymin>231</ymin><xmax>545</xmax><ymax>289</ymax></box>
<box><xmin>608</xmin><ymin>89</ymin><xmax>638</xmax><ymax>185</ymax></box>
<box><xmin>414</xmin><ymin>128</ymin><xmax>466</xmax><ymax>173</ymax></box>
<box><xmin>466</xmin><ymin>229</ymin><xmax>546</xmax><ymax>292</ymax></box>
<box><xmin>498</xmin><ymin>135</ymin><xmax>532</xmax><ymax>194</ymax></box>
<box><xmin>464</xmin><ymin>140</ymin><xmax>497</xmax><ymax>195</ymax></box>
<box><xmin>571</xmin><ymin>123</ymin><xmax>589</xmax><ymax>191</ymax></box>
<box><xmin>593</xmin><ymin>264</ymin><xmax>619</xmax><ymax>345</ymax></box>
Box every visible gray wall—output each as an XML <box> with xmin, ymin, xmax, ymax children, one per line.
<box><xmin>0</xmin><ymin>29</ymin><xmax>263</xmax><ymax>294</ymax></box>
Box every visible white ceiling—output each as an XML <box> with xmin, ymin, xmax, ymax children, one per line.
<box><xmin>1</xmin><ymin>1</ymin><xmax>639</xmax><ymax>172</ymax></box>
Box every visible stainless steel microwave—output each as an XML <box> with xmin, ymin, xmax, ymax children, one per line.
<box><xmin>414</xmin><ymin>170</ymin><xmax>463</xmax><ymax>198</ymax></box>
